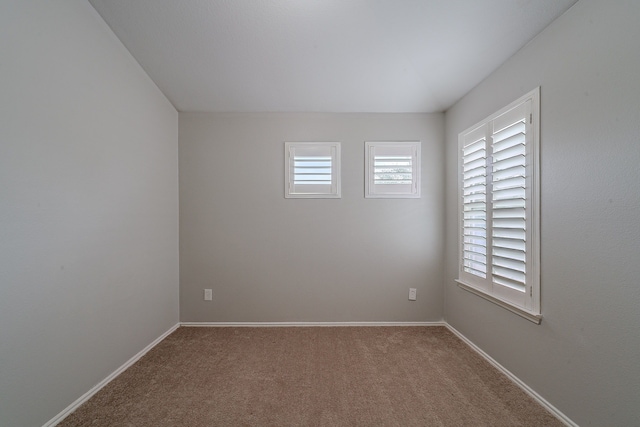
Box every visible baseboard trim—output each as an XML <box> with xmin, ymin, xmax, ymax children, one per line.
<box><xmin>444</xmin><ymin>324</ymin><xmax>578</xmax><ymax>427</ymax></box>
<box><xmin>181</xmin><ymin>321</ymin><xmax>445</xmax><ymax>327</ymax></box>
<box><xmin>43</xmin><ymin>323</ymin><xmax>180</xmax><ymax>427</ymax></box>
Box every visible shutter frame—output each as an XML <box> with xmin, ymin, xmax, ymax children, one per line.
<box><xmin>285</xmin><ymin>142</ymin><xmax>341</xmax><ymax>198</ymax></box>
<box><xmin>457</xmin><ymin>88</ymin><xmax>540</xmax><ymax>320</ymax></box>
<box><xmin>365</xmin><ymin>141</ymin><xmax>421</xmax><ymax>198</ymax></box>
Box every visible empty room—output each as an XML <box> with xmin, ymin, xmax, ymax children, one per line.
<box><xmin>1</xmin><ymin>0</ymin><xmax>638</xmax><ymax>426</ymax></box>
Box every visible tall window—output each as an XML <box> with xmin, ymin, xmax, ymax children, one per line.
<box><xmin>285</xmin><ymin>142</ymin><xmax>341</xmax><ymax>198</ymax></box>
<box><xmin>457</xmin><ymin>88</ymin><xmax>541</xmax><ymax>323</ymax></box>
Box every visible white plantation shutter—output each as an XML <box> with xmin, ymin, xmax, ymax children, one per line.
<box><xmin>285</xmin><ymin>142</ymin><xmax>341</xmax><ymax>198</ymax></box>
<box><xmin>491</xmin><ymin>103</ymin><xmax>528</xmax><ymax>295</ymax></box>
<box><xmin>294</xmin><ymin>155</ymin><xmax>332</xmax><ymax>185</ymax></box>
<box><xmin>461</xmin><ymin>127</ymin><xmax>488</xmax><ymax>281</ymax></box>
<box><xmin>365</xmin><ymin>142</ymin><xmax>421</xmax><ymax>198</ymax></box>
<box><xmin>457</xmin><ymin>88</ymin><xmax>540</xmax><ymax>321</ymax></box>
<box><xmin>374</xmin><ymin>155</ymin><xmax>412</xmax><ymax>185</ymax></box>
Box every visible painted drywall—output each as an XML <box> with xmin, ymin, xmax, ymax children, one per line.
<box><xmin>0</xmin><ymin>1</ymin><xmax>179</xmax><ymax>426</ymax></box>
<box><xmin>179</xmin><ymin>113</ymin><xmax>444</xmax><ymax>322</ymax></box>
<box><xmin>444</xmin><ymin>0</ymin><xmax>640</xmax><ymax>425</ymax></box>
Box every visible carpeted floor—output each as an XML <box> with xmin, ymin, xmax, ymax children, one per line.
<box><xmin>59</xmin><ymin>326</ymin><xmax>563</xmax><ymax>426</ymax></box>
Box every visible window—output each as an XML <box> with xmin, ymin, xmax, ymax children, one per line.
<box><xmin>365</xmin><ymin>141</ymin><xmax>421</xmax><ymax>198</ymax></box>
<box><xmin>456</xmin><ymin>88</ymin><xmax>541</xmax><ymax>323</ymax></box>
<box><xmin>285</xmin><ymin>142</ymin><xmax>341</xmax><ymax>198</ymax></box>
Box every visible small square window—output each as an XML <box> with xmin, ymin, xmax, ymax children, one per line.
<box><xmin>365</xmin><ymin>141</ymin><xmax>421</xmax><ymax>198</ymax></box>
<box><xmin>285</xmin><ymin>142</ymin><xmax>341</xmax><ymax>198</ymax></box>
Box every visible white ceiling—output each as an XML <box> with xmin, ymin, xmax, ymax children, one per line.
<box><xmin>89</xmin><ymin>0</ymin><xmax>577</xmax><ymax>113</ymax></box>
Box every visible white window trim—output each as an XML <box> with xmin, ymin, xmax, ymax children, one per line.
<box><xmin>285</xmin><ymin>142</ymin><xmax>341</xmax><ymax>199</ymax></box>
<box><xmin>365</xmin><ymin>141</ymin><xmax>421</xmax><ymax>198</ymax></box>
<box><xmin>456</xmin><ymin>87</ymin><xmax>541</xmax><ymax>323</ymax></box>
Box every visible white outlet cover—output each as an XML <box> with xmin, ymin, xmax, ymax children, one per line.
<box><xmin>204</xmin><ymin>289</ymin><xmax>213</xmax><ymax>301</ymax></box>
<box><xmin>409</xmin><ymin>288</ymin><xmax>417</xmax><ymax>301</ymax></box>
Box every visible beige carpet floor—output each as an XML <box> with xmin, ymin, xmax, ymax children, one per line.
<box><xmin>59</xmin><ymin>326</ymin><xmax>563</xmax><ymax>426</ymax></box>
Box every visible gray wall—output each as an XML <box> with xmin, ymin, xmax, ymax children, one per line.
<box><xmin>179</xmin><ymin>113</ymin><xmax>444</xmax><ymax>322</ymax></box>
<box><xmin>444</xmin><ymin>0</ymin><xmax>640</xmax><ymax>425</ymax></box>
<box><xmin>0</xmin><ymin>1</ymin><xmax>179</xmax><ymax>426</ymax></box>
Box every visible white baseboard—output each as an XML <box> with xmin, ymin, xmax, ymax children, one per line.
<box><xmin>181</xmin><ymin>321</ymin><xmax>446</xmax><ymax>327</ymax></box>
<box><xmin>444</xmin><ymin>324</ymin><xmax>578</xmax><ymax>427</ymax></box>
<box><xmin>43</xmin><ymin>323</ymin><xmax>180</xmax><ymax>427</ymax></box>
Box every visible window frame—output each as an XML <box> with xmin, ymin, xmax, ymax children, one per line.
<box><xmin>365</xmin><ymin>141</ymin><xmax>421</xmax><ymax>199</ymax></box>
<box><xmin>285</xmin><ymin>142</ymin><xmax>341</xmax><ymax>199</ymax></box>
<box><xmin>456</xmin><ymin>88</ymin><xmax>541</xmax><ymax>323</ymax></box>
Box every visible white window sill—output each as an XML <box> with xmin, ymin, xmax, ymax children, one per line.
<box><xmin>455</xmin><ymin>280</ymin><xmax>542</xmax><ymax>324</ymax></box>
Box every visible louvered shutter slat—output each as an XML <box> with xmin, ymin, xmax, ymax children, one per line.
<box><xmin>493</xmin><ymin>121</ymin><xmax>525</xmax><ymax>142</ymax></box>
<box><xmin>493</xmin><ymin>165</ymin><xmax>525</xmax><ymax>181</ymax></box>
<box><xmin>493</xmin><ymin>131</ymin><xmax>525</xmax><ymax>153</ymax></box>
<box><xmin>491</xmin><ymin>156</ymin><xmax>525</xmax><ymax>173</ymax></box>
<box><xmin>464</xmin><ymin>261</ymin><xmax>487</xmax><ymax>278</ymax></box>
<box><xmin>492</xmin><ymin>207</ymin><xmax>525</xmax><ymax>219</ymax></box>
<box><xmin>493</xmin><ymin>187</ymin><xmax>525</xmax><ymax>201</ymax></box>
<box><xmin>464</xmin><ymin>243</ymin><xmax>486</xmax><ymax>254</ymax></box>
<box><xmin>464</xmin><ymin>182</ymin><xmax>486</xmax><ymax>192</ymax></box>
<box><xmin>492</xmin><ymin>144</ymin><xmax>525</xmax><ymax>163</ymax></box>
<box><xmin>464</xmin><ymin>203</ymin><xmax>486</xmax><ymax>212</ymax></box>
<box><xmin>494</xmin><ymin>198</ymin><xmax>525</xmax><ymax>209</ymax></box>
<box><xmin>493</xmin><ymin>276</ymin><xmax>525</xmax><ymax>292</ymax></box>
<box><xmin>493</xmin><ymin>237</ymin><xmax>525</xmax><ymax>251</ymax></box>
<box><xmin>463</xmin><ymin>168</ymin><xmax>486</xmax><ymax>181</ymax></box>
<box><xmin>493</xmin><ymin>247</ymin><xmax>525</xmax><ymax>262</ymax></box>
<box><xmin>464</xmin><ymin>220</ymin><xmax>486</xmax><ymax>229</ymax></box>
<box><xmin>493</xmin><ymin>228</ymin><xmax>526</xmax><ymax>240</ymax></box>
<box><xmin>464</xmin><ymin>175</ymin><xmax>486</xmax><ymax>188</ymax></box>
<box><xmin>464</xmin><ymin>213</ymin><xmax>485</xmax><ymax>222</ymax></box>
<box><xmin>463</xmin><ymin>148</ymin><xmax>486</xmax><ymax>164</ymax></box>
<box><xmin>465</xmin><ymin>138</ymin><xmax>486</xmax><ymax>154</ymax></box>
<box><xmin>493</xmin><ymin>218</ymin><xmax>526</xmax><ymax>229</ymax></box>
<box><xmin>464</xmin><ymin>194</ymin><xmax>486</xmax><ymax>204</ymax></box>
<box><xmin>465</xmin><ymin>228</ymin><xmax>486</xmax><ymax>237</ymax></box>
<box><xmin>464</xmin><ymin>252</ymin><xmax>487</xmax><ymax>263</ymax></box>
<box><xmin>493</xmin><ymin>255</ymin><xmax>526</xmax><ymax>273</ymax></box>
<box><xmin>492</xmin><ymin>176</ymin><xmax>525</xmax><ymax>191</ymax></box>
<box><xmin>463</xmin><ymin>235</ymin><xmax>486</xmax><ymax>245</ymax></box>
<box><xmin>464</xmin><ymin>156</ymin><xmax>486</xmax><ymax>171</ymax></box>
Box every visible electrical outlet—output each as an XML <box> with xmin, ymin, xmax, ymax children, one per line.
<box><xmin>409</xmin><ymin>288</ymin><xmax>417</xmax><ymax>301</ymax></box>
<box><xmin>204</xmin><ymin>289</ymin><xmax>213</xmax><ymax>301</ymax></box>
